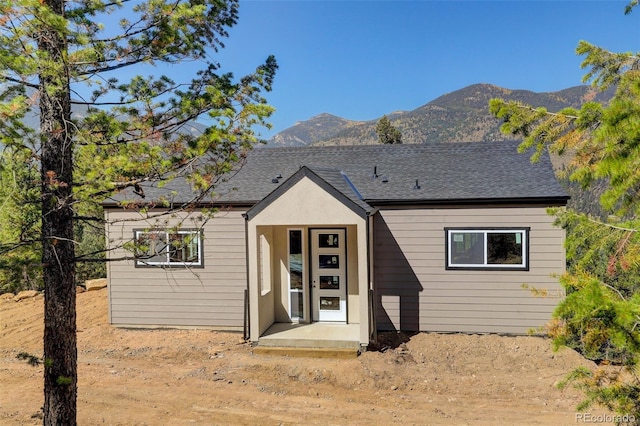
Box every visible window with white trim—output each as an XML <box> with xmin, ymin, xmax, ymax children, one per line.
<box><xmin>259</xmin><ymin>233</ymin><xmax>272</xmax><ymax>295</ymax></box>
<box><xmin>446</xmin><ymin>228</ymin><xmax>529</xmax><ymax>270</ymax></box>
<box><xmin>134</xmin><ymin>229</ymin><xmax>203</xmax><ymax>267</ymax></box>
<box><xmin>288</xmin><ymin>229</ymin><xmax>304</xmax><ymax>320</ymax></box>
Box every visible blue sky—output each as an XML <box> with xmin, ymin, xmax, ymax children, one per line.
<box><xmin>207</xmin><ymin>1</ymin><xmax>638</xmax><ymax>139</ymax></box>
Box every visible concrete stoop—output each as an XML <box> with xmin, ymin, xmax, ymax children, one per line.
<box><xmin>253</xmin><ymin>323</ymin><xmax>362</xmax><ymax>357</ymax></box>
<box><xmin>252</xmin><ymin>346</ymin><xmax>359</xmax><ymax>359</ymax></box>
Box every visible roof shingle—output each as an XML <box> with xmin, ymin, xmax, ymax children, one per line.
<box><xmin>105</xmin><ymin>141</ymin><xmax>568</xmax><ymax>207</ymax></box>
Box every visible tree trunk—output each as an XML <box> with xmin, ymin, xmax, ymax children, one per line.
<box><xmin>38</xmin><ymin>0</ymin><xmax>77</xmax><ymax>424</ymax></box>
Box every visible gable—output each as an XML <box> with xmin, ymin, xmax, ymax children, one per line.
<box><xmin>247</xmin><ymin>174</ymin><xmax>368</xmax><ymax>226</ymax></box>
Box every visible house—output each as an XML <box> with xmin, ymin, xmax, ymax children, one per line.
<box><xmin>103</xmin><ymin>141</ymin><xmax>568</xmax><ymax>351</ymax></box>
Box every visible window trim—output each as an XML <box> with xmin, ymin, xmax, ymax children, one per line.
<box><xmin>133</xmin><ymin>229</ymin><xmax>204</xmax><ymax>268</ymax></box>
<box><xmin>445</xmin><ymin>227</ymin><xmax>530</xmax><ymax>271</ymax></box>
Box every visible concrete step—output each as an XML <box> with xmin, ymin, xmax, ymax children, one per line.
<box><xmin>252</xmin><ymin>346</ymin><xmax>359</xmax><ymax>359</ymax></box>
<box><xmin>257</xmin><ymin>337</ymin><xmax>360</xmax><ymax>350</ymax></box>
<box><xmin>258</xmin><ymin>322</ymin><xmax>362</xmax><ymax>350</ymax></box>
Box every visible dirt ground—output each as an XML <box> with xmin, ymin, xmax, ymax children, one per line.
<box><xmin>0</xmin><ymin>288</ymin><xmax>615</xmax><ymax>425</ymax></box>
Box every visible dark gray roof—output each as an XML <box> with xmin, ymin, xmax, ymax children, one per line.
<box><xmin>104</xmin><ymin>141</ymin><xmax>568</xmax><ymax>208</ymax></box>
<box><xmin>310</xmin><ymin>167</ymin><xmax>374</xmax><ymax>213</ymax></box>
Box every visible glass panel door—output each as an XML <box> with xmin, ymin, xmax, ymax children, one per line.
<box><xmin>311</xmin><ymin>229</ymin><xmax>347</xmax><ymax>322</ymax></box>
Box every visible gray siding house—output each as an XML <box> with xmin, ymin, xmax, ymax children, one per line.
<box><xmin>104</xmin><ymin>141</ymin><xmax>568</xmax><ymax>349</ymax></box>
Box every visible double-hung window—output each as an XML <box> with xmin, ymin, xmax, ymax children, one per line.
<box><xmin>446</xmin><ymin>228</ymin><xmax>529</xmax><ymax>270</ymax></box>
<box><xmin>134</xmin><ymin>229</ymin><xmax>203</xmax><ymax>267</ymax></box>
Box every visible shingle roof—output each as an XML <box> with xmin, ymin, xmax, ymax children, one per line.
<box><xmin>104</xmin><ymin>141</ymin><xmax>569</xmax><ymax>207</ymax></box>
<box><xmin>308</xmin><ymin>167</ymin><xmax>374</xmax><ymax>213</ymax></box>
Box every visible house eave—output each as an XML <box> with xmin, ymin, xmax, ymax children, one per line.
<box><xmin>367</xmin><ymin>196</ymin><xmax>570</xmax><ymax>208</ymax></box>
<box><xmin>103</xmin><ymin>196</ymin><xmax>569</xmax><ymax>210</ymax></box>
<box><xmin>101</xmin><ymin>200</ymin><xmax>257</xmax><ymax>209</ymax></box>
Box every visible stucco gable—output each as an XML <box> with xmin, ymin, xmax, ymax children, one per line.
<box><xmin>245</xmin><ymin>166</ymin><xmax>372</xmax><ymax>223</ymax></box>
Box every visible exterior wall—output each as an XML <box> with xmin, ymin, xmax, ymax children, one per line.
<box><xmin>273</xmin><ymin>226</ymin><xmax>289</xmax><ymax>323</ymax></box>
<box><xmin>255</xmin><ymin>226</ymin><xmax>275</xmax><ymax>334</ymax></box>
<box><xmin>345</xmin><ymin>224</ymin><xmax>361</xmax><ymax>324</ymax></box>
<box><xmin>105</xmin><ymin>208</ymin><xmax>247</xmax><ymax>329</ymax></box>
<box><xmin>374</xmin><ymin>206</ymin><xmax>565</xmax><ymax>334</ymax></box>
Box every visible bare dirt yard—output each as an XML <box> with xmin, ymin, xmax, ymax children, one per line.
<box><xmin>0</xmin><ymin>288</ymin><xmax>613</xmax><ymax>425</ymax></box>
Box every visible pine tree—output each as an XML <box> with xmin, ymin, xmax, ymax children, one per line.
<box><xmin>0</xmin><ymin>147</ymin><xmax>42</xmax><ymax>293</ymax></box>
<box><xmin>489</xmin><ymin>3</ymin><xmax>640</xmax><ymax>420</ymax></box>
<box><xmin>0</xmin><ymin>1</ymin><xmax>277</xmax><ymax>423</ymax></box>
<box><xmin>375</xmin><ymin>115</ymin><xmax>402</xmax><ymax>144</ymax></box>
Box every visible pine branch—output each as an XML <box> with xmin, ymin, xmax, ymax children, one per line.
<box><xmin>0</xmin><ymin>75</ymin><xmax>39</xmax><ymax>90</ymax></box>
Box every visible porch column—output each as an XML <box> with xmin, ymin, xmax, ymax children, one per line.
<box><xmin>357</xmin><ymin>220</ymin><xmax>370</xmax><ymax>346</ymax></box>
<box><xmin>247</xmin><ymin>222</ymin><xmax>260</xmax><ymax>342</ymax></box>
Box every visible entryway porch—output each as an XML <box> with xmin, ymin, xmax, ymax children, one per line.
<box><xmin>244</xmin><ymin>167</ymin><xmax>374</xmax><ymax>350</ymax></box>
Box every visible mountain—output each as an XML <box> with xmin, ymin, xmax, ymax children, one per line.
<box><xmin>268</xmin><ymin>113</ymin><xmax>366</xmax><ymax>147</ymax></box>
<box><xmin>266</xmin><ymin>83</ymin><xmax>614</xmax><ymax>147</ymax></box>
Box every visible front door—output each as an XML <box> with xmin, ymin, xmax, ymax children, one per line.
<box><xmin>311</xmin><ymin>229</ymin><xmax>347</xmax><ymax>322</ymax></box>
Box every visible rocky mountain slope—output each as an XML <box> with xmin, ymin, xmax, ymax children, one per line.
<box><xmin>267</xmin><ymin>83</ymin><xmax>614</xmax><ymax>147</ymax></box>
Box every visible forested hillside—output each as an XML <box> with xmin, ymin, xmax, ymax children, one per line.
<box><xmin>268</xmin><ymin>83</ymin><xmax>614</xmax><ymax>147</ymax></box>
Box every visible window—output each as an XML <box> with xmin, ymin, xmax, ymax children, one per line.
<box><xmin>134</xmin><ymin>229</ymin><xmax>203</xmax><ymax>267</ymax></box>
<box><xmin>259</xmin><ymin>233</ymin><xmax>272</xmax><ymax>295</ymax></box>
<box><xmin>288</xmin><ymin>229</ymin><xmax>304</xmax><ymax>320</ymax></box>
<box><xmin>446</xmin><ymin>228</ymin><xmax>529</xmax><ymax>270</ymax></box>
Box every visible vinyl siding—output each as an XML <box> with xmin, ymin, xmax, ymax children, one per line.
<box><xmin>106</xmin><ymin>208</ymin><xmax>248</xmax><ymax>329</ymax></box>
<box><xmin>373</xmin><ymin>206</ymin><xmax>565</xmax><ymax>334</ymax></box>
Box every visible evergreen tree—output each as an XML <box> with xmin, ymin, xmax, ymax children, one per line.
<box><xmin>490</xmin><ymin>3</ymin><xmax>640</xmax><ymax>421</ymax></box>
<box><xmin>375</xmin><ymin>115</ymin><xmax>402</xmax><ymax>144</ymax></box>
<box><xmin>0</xmin><ymin>0</ymin><xmax>277</xmax><ymax>423</ymax></box>
<box><xmin>0</xmin><ymin>147</ymin><xmax>42</xmax><ymax>293</ymax></box>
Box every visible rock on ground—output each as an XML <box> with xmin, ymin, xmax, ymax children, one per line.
<box><xmin>85</xmin><ymin>278</ymin><xmax>107</xmax><ymax>291</ymax></box>
<box><xmin>12</xmin><ymin>290</ymin><xmax>39</xmax><ymax>302</ymax></box>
